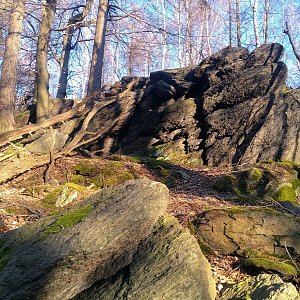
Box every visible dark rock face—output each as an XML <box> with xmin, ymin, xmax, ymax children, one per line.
<box><xmin>92</xmin><ymin>43</ymin><xmax>300</xmax><ymax>166</ymax></box>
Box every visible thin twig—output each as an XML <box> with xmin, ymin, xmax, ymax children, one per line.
<box><xmin>284</xmin><ymin>242</ymin><xmax>300</xmax><ymax>273</ymax></box>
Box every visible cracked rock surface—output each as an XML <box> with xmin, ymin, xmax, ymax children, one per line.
<box><xmin>91</xmin><ymin>43</ymin><xmax>300</xmax><ymax>165</ymax></box>
<box><xmin>196</xmin><ymin>207</ymin><xmax>300</xmax><ymax>257</ymax></box>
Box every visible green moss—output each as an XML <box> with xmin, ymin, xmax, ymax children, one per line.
<box><xmin>145</xmin><ymin>157</ymin><xmax>171</xmax><ymax>169</ymax></box>
<box><xmin>243</xmin><ymin>257</ymin><xmax>298</xmax><ymax>276</ymax></box>
<box><xmin>64</xmin><ymin>182</ymin><xmax>87</xmax><ymax>193</ymax></box>
<box><xmin>91</xmin><ymin>171</ymin><xmax>135</xmax><ymax>189</ymax></box>
<box><xmin>71</xmin><ymin>174</ymin><xmax>85</xmax><ymax>185</ymax></box>
<box><xmin>127</xmin><ymin>155</ymin><xmax>144</xmax><ymax>163</ymax></box>
<box><xmin>73</xmin><ymin>162</ymin><xmax>95</xmax><ymax>176</ymax></box>
<box><xmin>43</xmin><ymin>205</ymin><xmax>93</xmax><ymax>235</ymax></box>
<box><xmin>43</xmin><ymin>188</ymin><xmax>63</xmax><ymax>206</ymax></box>
<box><xmin>0</xmin><ymin>245</ymin><xmax>10</xmax><ymax>272</ymax></box>
<box><xmin>212</xmin><ymin>175</ymin><xmax>236</xmax><ymax>193</ymax></box>
<box><xmin>4</xmin><ymin>207</ymin><xmax>16</xmax><ymax>215</ymax></box>
<box><xmin>109</xmin><ymin>161</ymin><xmax>122</xmax><ymax>168</ymax></box>
<box><xmin>272</xmin><ymin>184</ymin><xmax>297</xmax><ymax>205</ymax></box>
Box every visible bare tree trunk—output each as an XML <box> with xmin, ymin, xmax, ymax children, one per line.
<box><xmin>228</xmin><ymin>0</ymin><xmax>233</xmax><ymax>47</ymax></box>
<box><xmin>204</xmin><ymin>4</ymin><xmax>212</xmax><ymax>57</ymax></box>
<box><xmin>235</xmin><ymin>0</ymin><xmax>241</xmax><ymax>47</ymax></box>
<box><xmin>36</xmin><ymin>0</ymin><xmax>57</xmax><ymax>124</ymax></box>
<box><xmin>263</xmin><ymin>0</ymin><xmax>270</xmax><ymax>44</ymax></box>
<box><xmin>251</xmin><ymin>0</ymin><xmax>260</xmax><ymax>48</ymax></box>
<box><xmin>87</xmin><ymin>0</ymin><xmax>109</xmax><ymax>95</ymax></box>
<box><xmin>161</xmin><ymin>0</ymin><xmax>167</xmax><ymax>70</ymax></box>
<box><xmin>176</xmin><ymin>0</ymin><xmax>182</xmax><ymax>67</ymax></box>
<box><xmin>56</xmin><ymin>0</ymin><xmax>94</xmax><ymax>98</ymax></box>
<box><xmin>0</xmin><ymin>0</ymin><xmax>25</xmax><ymax>134</ymax></box>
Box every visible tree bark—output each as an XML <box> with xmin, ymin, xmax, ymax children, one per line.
<box><xmin>161</xmin><ymin>0</ymin><xmax>167</xmax><ymax>70</ymax></box>
<box><xmin>228</xmin><ymin>0</ymin><xmax>232</xmax><ymax>47</ymax></box>
<box><xmin>0</xmin><ymin>0</ymin><xmax>25</xmax><ymax>135</ymax></box>
<box><xmin>263</xmin><ymin>0</ymin><xmax>269</xmax><ymax>44</ymax></box>
<box><xmin>251</xmin><ymin>0</ymin><xmax>260</xmax><ymax>48</ymax></box>
<box><xmin>87</xmin><ymin>0</ymin><xmax>109</xmax><ymax>95</ymax></box>
<box><xmin>235</xmin><ymin>0</ymin><xmax>241</xmax><ymax>47</ymax></box>
<box><xmin>56</xmin><ymin>0</ymin><xmax>94</xmax><ymax>99</ymax></box>
<box><xmin>36</xmin><ymin>0</ymin><xmax>57</xmax><ymax>124</ymax></box>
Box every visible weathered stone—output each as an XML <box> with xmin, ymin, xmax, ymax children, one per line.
<box><xmin>0</xmin><ymin>179</ymin><xmax>169</xmax><ymax>300</ymax></box>
<box><xmin>220</xmin><ymin>274</ymin><xmax>300</xmax><ymax>300</ymax></box>
<box><xmin>74</xmin><ymin>214</ymin><xmax>216</xmax><ymax>300</ymax></box>
<box><xmin>25</xmin><ymin>129</ymin><xmax>69</xmax><ymax>155</ymax></box>
<box><xmin>197</xmin><ymin>207</ymin><xmax>300</xmax><ymax>259</ymax></box>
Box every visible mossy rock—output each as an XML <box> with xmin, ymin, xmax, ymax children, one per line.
<box><xmin>147</xmin><ymin>141</ymin><xmax>202</xmax><ymax>166</ymax></box>
<box><xmin>243</xmin><ymin>257</ymin><xmax>298</xmax><ymax>277</ymax></box>
<box><xmin>43</xmin><ymin>183</ymin><xmax>87</xmax><ymax>207</ymax></box>
<box><xmin>212</xmin><ymin>163</ymin><xmax>300</xmax><ymax>206</ymax></box>
<box><xmin>212</xmin><ymin>175</ymin><xmax>237</xmax><ymax>193</ymax></box>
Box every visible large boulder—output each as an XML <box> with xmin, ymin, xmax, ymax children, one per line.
<box><xmin>196</xmin><ymin>207</ymin><xmax>300</xmax><ymax>258</ymax></box>
<box><xmin>0</xmin><ymin>179</ymin><xmax>169</xmax><ymax>300</ymax></box>
<box><xmin>74</xmin><ymin>214</ymin><xmax>216</xmax><ymax>300</ymax></box>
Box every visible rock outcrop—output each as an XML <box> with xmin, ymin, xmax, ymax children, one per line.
<box><xmin>220</xmin><ymin>274</ymin><xmax>300</xmax><ymax>300</ymax></box>
<box><xmin>0</xmin><ymin>179</ymin><xmax>216</xmax><ymax>299</ymax></box>
<box><xmin>89</xmin><ymin>43</ymin><xmax>300</xmax><ymax>166</ymax></box>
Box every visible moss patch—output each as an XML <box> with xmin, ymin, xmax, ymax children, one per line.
<box><xmin>243</xmin><ymin>257</ymin><xmax>298</xmax><ymax>277</ymax></box>
<box><xmin>73</xmin><ymin>162</ymin><xmax>95</xmax><ymax>176</ymax></box>
<box><xmin>0</xmin><ymin>244</ymin><xmax>10</xmax><ymax>272</ymax></box>
<box><xmin>43</xmin><ymin>187</ymin><xmax>63</xmax><ymax>206</ymax></box>
<box><xmin>212</xmin><ymin>175</ymin><xmax>236</xmax><ymax>193</ymax></box>
<box><xmin>91</xmin><ymin>171</ymin><xmax>135</xmax><ymax>189</ymax></box>
<box><xmin>43</xmin><ymin>205</ymin><xmax>93</xmax><ymax>235</ymax></box>
<box><xmin>70</xmin><ymin>161</ymin><xmax>136</xmax><ymax>189</ymax></box>
<box><xmin>272</xmin><ymin>184</ymin><xmax>297</xmax><ymax>205</ymax></box>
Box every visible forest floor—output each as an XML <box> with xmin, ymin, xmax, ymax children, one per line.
<box><xmin>0</xmin><ymin>154</ymin><xmax>252</xmax><ymax>288</ymax></box>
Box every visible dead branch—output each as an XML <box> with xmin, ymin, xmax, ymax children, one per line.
<box><xmin>283</xmin><ymin>22</ymin><xmax>300</xmax><ymax>63</ymax></box>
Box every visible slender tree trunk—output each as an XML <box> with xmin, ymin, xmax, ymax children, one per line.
<box><xmin>56</xmin><ymin>0</ymin><xmax>94</xmax><ymax>98</ymax></box>
<box><xmin>235</xmin><ymin>0</ymin><xmax>241</xmax><ymax>47</ymax></box>
<box><xmin>36</xmin><ymin>0</ymin><xmax>57</xmax><ymax>123</ymax></box>
<box><xmin>228</xmin><ymin>0</ymin><xmax>232</xmax><ymax>47</ymax></box>
<box><xmin>176</xmin><ymin>0</ymin><xmax>182</xmax><ymax>67</ymax></box>
<box><xmin>56</xmin><ymin>27</ymin><xmax>74</xmax><ymax>98</ymax></box>
<box><xmin>0</xmin><ymin>0</ymin><xmax>25</xmax><ymax>134</ymax></box>
<box><xmin>263</xmin><ymin>0</ymin><xmax>269</xmax><ymax>44</ymax></box>
<box><xmin>161</xmin><ymin>0</ymin><xmax>167</xmax><ymax>70</ymax></box>
<box><xmin>251</xmin><ymin>0</ymin><xmax>260</xmax><ymax>48</ymax></box>
<box><xmin>204</xmin><ymin>4</ymin><xmax>212</xmax><ymax>57</ymax></box>
<box><xmin>87</xmin><ymin>0</ymin><xmax>109</xmax><ymax>95</ymax></box>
